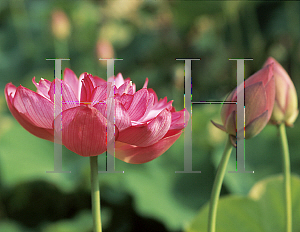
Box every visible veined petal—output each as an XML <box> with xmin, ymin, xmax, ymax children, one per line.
<box><xmin>118</xmin><ymin>94</ymin><xmax>133</xmax><ymax>110</ymax></box>
<box><xmin>13</xmin><ymin>86</ymin><xmax>54</xmax><ymax>129</ymax></box>
<box><xmin>63</xmin><ymin>68</ymin><xmax>79</xmax><ymax>99</ymax></box>
<box><xmin>114</xmin><ymin>129</ymin><xmax>182</xmax><ymax>164</ymax></box>
<box><xmin>169</xmin><ymin>108</ymin><xmax>190</xmax><ymax>130</ymax></box>
<box><xmin>90</xmin><ymin>75</ymin><xmax>106</xmax><ymax>87</ymax></box>
<box><xmin>32</xmin><ymin>77</ymin><xmax>51</xmax><ymax>99</ymax></box>
<box><xmin>138</xmin><ymin>96</ymin><xmax>172</xmax><ymax>123</ymax></box>
<box><xmin>117</xmin><ymin>108</ymin><xmax>171</xmax><ymax>147</ymax></box>
<box><xmin>80</xmin><ymin>73</ymin><xmax>95</xmax><ymax>104</ymax></box>
<box><xmin>245</xmin><ymin>81</ymin><xmax>267</xmax><ymax>125</ymax></box>
<box><xmin>148</xmin><ymin>88</ymin><xmax>158</xmax><ymax>104</ymax></box>
<box><xmin>115</xmin><ymin>99</ymin><xmax>132</xmax><ymax>131</ymax></box>
<box><xmin>245</xmin><ymin>110</ymin><xmax>268</xmax><ymax>139</ymax></box>
<box><xmin>263</xmin><ymin>75</ymin><xmax>275</xmax><ymax>119</ymax></box>
<box><xmin>58</xmin><ymin>106</ymin><xmax>108</xmax><ymax>157</ymax></box>
<box><xmin>91</xmin><ymin>83</ymin><xmax>107</xmax><ymax>104</ymax></box>
<box><xmin>245</xmin><ymin>64</ymin><xmax>273</xmax><ymax>87</ymax></box>
<box><xmin>49</xmin><ymin>79</ymin><xmax>80</xmax><ymax>111</ymax></box>
<box><xmin>5</xmin><ymin>83</ymin><xmax>54</xmax><ymax>141</ymax></box>
<box><xmin>127</xmin><ymin>88</ymin><xmax>149</xmax><ymax>121</ymax></box>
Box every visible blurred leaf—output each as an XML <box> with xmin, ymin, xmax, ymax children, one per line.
<box><xmin>185</xmin><ymin>174</ymin><xmax>300</xmax><ymax>232</ymax></box>
<box><xmin>42</xmin><ymin>210</ymin><xmax>93</xmax><ymax>232</ymax></box>
<box><xmin>0</xmin><ymin>220</ymin><xmax>30</xmax><ymax>232</ymax></box>
<box><xmin>0</xmin><ymin>120</ymin><xmax>85</xmax><ymax>192</ymax></box>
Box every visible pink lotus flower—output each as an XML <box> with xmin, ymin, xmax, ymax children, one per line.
<box><xmin>212</xmin><ymin>64</ymin><xmax>275</xmax><ymax>145</ymax></box>
<box><xmin>5</xmin><ymin>68</ymin><xmax>189</xmax><ymax>163</ymax></box>
<box><xmin>263</xmin><ymin>57</ymin><xmax>298</xmax><ymax>126</ymax></box>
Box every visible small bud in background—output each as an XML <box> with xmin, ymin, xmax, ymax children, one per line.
<box><xmin>97</xmin><ymin>39</ymin><xmax>115</xmax><ymax>66</ymax></box>
<box><xmin>264</xmin><ymin>57</ymin><xmax>298</xmax><ymax>127</ymax></box>
<box><xmin>51</xmin><ymin>10</ymin><xmax>70</xmax><ymax>40</ymax></box>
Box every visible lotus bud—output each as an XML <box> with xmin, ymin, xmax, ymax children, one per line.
<box><xmin>212</xmin><ymin>64</ymin><xmax>275</xmax><ymax>146</ymax></box>
<box><xmin>263</xmin><ymin>57</ymin><xmax>298</xmax><ymax>126</ymax></box>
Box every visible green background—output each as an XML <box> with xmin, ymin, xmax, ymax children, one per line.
<box><xmin>0</xmin><ymin>1</ymin><xmax>300</xmax><ymax>231</ymax></box>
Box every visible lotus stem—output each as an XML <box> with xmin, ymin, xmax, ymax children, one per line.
<box><xmin>279</xmin><ymin>123</ymin><xmax>292</xmax><ymax>232</ymax></box>
<box><xmin>208</xmin><ymin>136</ymin><xmax>233</xmax><ymax>232</ymax></box>
<box><xmin>90</xmin><ymin>156</ymin><xmax>102</xmax><ymax>232</ymax></box>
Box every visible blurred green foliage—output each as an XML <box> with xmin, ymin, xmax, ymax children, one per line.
<box><xmin>0</xmin><ymin>0</ymin><xmax>300</xmax><ymax>231</ymax></box>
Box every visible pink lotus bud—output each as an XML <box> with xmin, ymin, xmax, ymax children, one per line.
<box><xmin>263</xmin><ymin>57</ymin><xmax>298</xmax><ymax>126</ymax></box>
<box><xmin>51</xmin><ymin>10</ymin><xmax>70</xmax><ymax>40</ymax></box>
<box><xmin>5</xmin><ymin>69</ymin><xmax>189</xmax><ymax>162</ymax></box>
<box><xmin>212</xmin><ymin>65</ymin><xmax>275</xmax><ymax>145</ymax></box>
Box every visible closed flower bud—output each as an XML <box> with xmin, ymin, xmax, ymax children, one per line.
<box><xmin>263</xmin><ymin>57</ymin><xmax>298</xmax><ymax>126</ymax></box>
<box><xmin>212</xmin><ymin>65</ymin><xmax>275</xmax><ymax>146</ymax></box>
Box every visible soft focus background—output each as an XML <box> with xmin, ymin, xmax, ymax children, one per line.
<box><xmin>0</xmin><ymin>1</ymin><xmax>300</xmax><ymax>232</ymax></box>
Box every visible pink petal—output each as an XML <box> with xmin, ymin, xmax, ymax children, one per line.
<box><xmin>91</xmin><ymin>83</ymin><xmax>107</xmax><ymax>104</ymax></box>
<box><xmin>80</xmin><ymin>74</ymin><xmax>95</xmax><ymax>104</ymax></box>
<box><xmin>108</xmin><ymin>73</ymin><xmax>124</xmax><ymax>88</ymax></box>
<box><xmin>48</xmin><ymin>79</ymin><xmax>80</xmax><ymax>111</ymax></box>
<box><xmin>169</xmin><ymin>108</ymin><xmax>190</xmax><ymax>130</ymax></box>
<box><xmin>117</xmin><ymin>94</ymin><xmax>133</xmax><ymax>110</ymax></box>
<box><xmin>142</xmin><ymin>78</ymin><xmax>148</xmax><ymax>88</ymax></box>
<box><xmin>114</xmin><ymin>73</ymin><xmax>125</xmax><ymax>88</ymax></box>
<box><xmin>57</xmin><ymin>106</ymin><xmax>109</xmax><ymax>157</ymax></box>
<box><xmin>5</xmin><ymin>83</ymin><xmax>54</xmax><ymax>141</ymax></box>
<box><xmin>224</xmin><ymin>110</ymin><xmax>236</xmax><ymax>136</ymax></box>
<box><xmin>263</xmin><ymin>75</ymin><xmax>275</xmax><ymax>119</ymax></box>
<box><xmin>117</xmin><ymin>108</ymin><xmax>171</xmax><ymax>147</ymax></box>
<box><xmin>114</xmin><ymin>129</ymin><xmax>182</xmax><ymax>164</ymax></box>
<box><xmin>245</xmin><ymin>64</ymin><xmax>273</xmax><ymax>87</ymax></box>
<box><xmin>90</xmin><ymin>75</ymin><xmax>106</xmax><ymax>87</ymax></box>
<box><xmin>126</xmin><ymin>88</ymin><xmax>149</xmax><ymax>121</ymax></box>
<box><xmin>117</xmin><ymin>80</ymin><xmax>132</xmax><ymax>95</ymax></box>
<box><xmin>220</xmin><ymin>91</ymin><xmax>236</xmax><ymax>125</ymax></box>
<box><xmin>139</xmin><ymin>96</ymin><xmax>172</xmax><ymax>123</ymax></box>
<box><xmin>63</xmin><ymin>68</ymin><xmax>79</xmax><ymax>99</ymax></box>
<box><xmin>114</xmin><ymin>99</ymin><xmax>132</xmax><ymax>131</ymax></box>
<box><xmin>32</xmin><ymin>77</ymin><xmax>51</xmax><ymax>99</ymax></box>
<box><xmin>148</xmin><ymin>88</ymin><xmax>158</xmax><ymax>104</ymax></box>
<box><xmin>245</xmin><ymin>81</ymin><xmax>267</xmax><ymax>125</ymax></box>
<box><xmin>244</xmin><ymin>110</ymin><xmax>269</xmax><ymax>139</ymax></box>
<box><xmin>13</xmin><ymin>86</ymin><xmax>54</xmax><ymax>129</ymax></box>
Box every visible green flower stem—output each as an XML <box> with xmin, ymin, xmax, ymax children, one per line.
<box><xmin>90</xmin><ymin>156</ymin><xmax>102</xmax><ymax>232</ymax></box>
<box><xmin>279</xmin><ymin>123</ymin><xmax>292</xmax><ymax>232</ymax></box>
<box><xmin>208</xmin><ymin>136</ymin><xmax>233</xmax><ymax>232</ymax></box>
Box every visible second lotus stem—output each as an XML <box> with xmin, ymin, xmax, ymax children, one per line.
<box><xmin>279</xmin><ymin>123</ymin><xmax>292</xmax><ymax>232</ymax></box>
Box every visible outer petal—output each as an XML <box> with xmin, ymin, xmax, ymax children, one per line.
<box><xmin>244</xmin><ymin>110</ymin><xmax>269</xmax><ymax>139</ymax></box>
<box><xmin>58</xmin><ymin>106</ymin><xmax>109</xmax><ymax>157</ymax></box>
<box><xmin>32</xmin><ymin>77</ymin><xmax>51</xmax><ymax>99</ymax></box>
<box><xmin>114</xmin><ymin>129</ymin><xmax>182</xmax><ymax>164</ymax></box>
<box><xmin>244</xmin><ymin>81</ymin><xmax>267</xmax><ymax>125</ymax></box>
<box><xmin>245</xmin><ymin>64</ymin><xmax>273</xmax><ymax>87</ymax></box>
<box><xmin>117</xmin><ymin>108</ymin><xmax>172</xmax><ymax>147</ymax></box>
<box><xmin>13</xmin><ymin>86</ymin><xmax>54</xmax><ymax>129</ymax></box>
<box><xmin>5</xmin><ymin>83</ymin><xmax>54</xmax><ymax>141</ymax></box>
<box><xmin>63</xmin><ymin>68</ymin><xmax>79</xmax><ymax>100</ymax></box>
<box><xmin>224</xmin><ymin>110</ymin><xmax>236</xmax><ymax>136</ymax></box>
<box><xmin>169</xmin><ymin>108</ymin><xmax>190</xmax><ymax>130</ymax></box>
<box><xmin>263</xmin><ymin>75</ymin><xmax>275</xmax><ymax>119</ymax></box>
